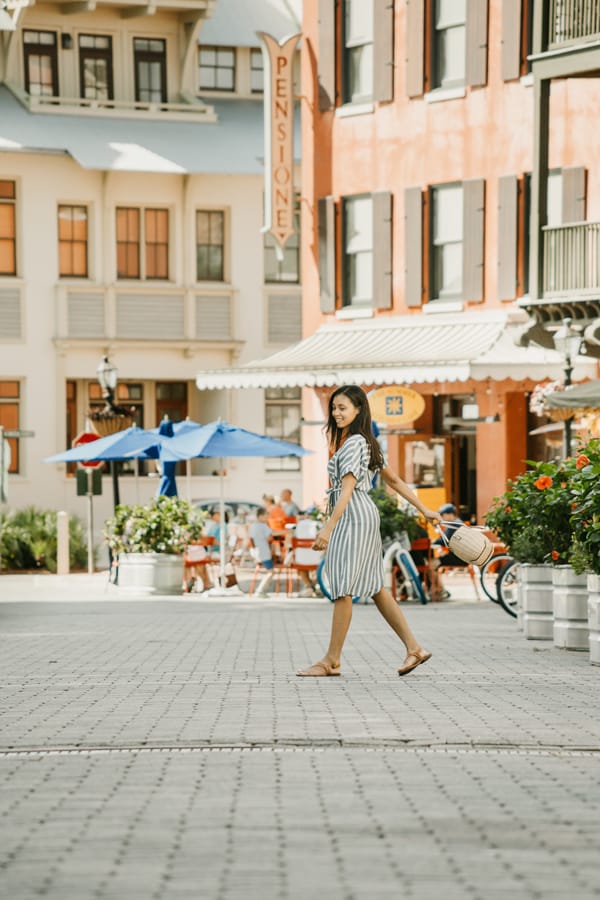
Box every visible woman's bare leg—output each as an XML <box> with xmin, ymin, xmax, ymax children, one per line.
<box><xmin>372</xmin><ymin>586</ymin><xmax>423</xmax><ymax>654</ymax></box>
<box><xmin>296</xmin><ymin>594</ymin><xmax>353</xmax><ymax>674</ymax></box>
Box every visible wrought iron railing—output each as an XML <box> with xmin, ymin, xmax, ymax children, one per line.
<box><xmin>548</xmin><ymin>0</ymin><xmax>600</xmax><ymax>47</ymax></box>
<box><xmin>543</xmin><ymin>221</ymin><xmax>600</xmax><ymax>295</ymax></box>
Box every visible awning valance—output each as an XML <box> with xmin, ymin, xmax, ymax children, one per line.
<box><xmin>196</xmin><ymin>309</ymin><xmax>598</xmax><ymax>390</ymax></box>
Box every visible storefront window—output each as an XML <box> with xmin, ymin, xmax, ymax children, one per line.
<box><xmin>404</xmin><ymin>439</ymin><xmax>445</xmax><ymax>488</ymax></box>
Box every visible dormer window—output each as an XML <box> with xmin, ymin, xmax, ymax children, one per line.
<box><xmin>23</xmin><ymin>30</ymin><xmax>58</xmax><ymax>97</ymax></box>
<box><xmin>133</xmin><ymin>38</ymin><xmax>167</xmax><ymax>104</ymax></box>
<box><xmin>79</xmin><ymin>34</ymin><xmax>113</xmax><ymax>101</ymax></box>
<box><xmin>250</xmin><ymin>48</ymin><xmax>264</xmax><ymax>93</ymax></box>
<box><xmin>198</xmin><ymin>46</ymin><xmax>236</xmax><ymax>92</ymax></box>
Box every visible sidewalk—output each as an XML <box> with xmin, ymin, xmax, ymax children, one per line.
<box><xmin>0</xmin><ymin>589</ymin><xmax>598</xmax><ymax>900</ymax></box>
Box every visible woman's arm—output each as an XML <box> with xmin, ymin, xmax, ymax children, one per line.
<box><xmin>312</xmin><ymin>473</ymin><xmax>356</xmax><ymax>550</ymax></box>
<box><xmin>380</xmin><ymin>465</ymin><xmax>439</xmax><ymax>523</ymax></box>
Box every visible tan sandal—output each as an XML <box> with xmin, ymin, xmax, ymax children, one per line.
<box><xmin>398</xmin><ymin>649</ymin><xmax>432</xmax><ymax>677</ymax></box>
<box><xmin>296</xmin><ymin>661</ymin><xmax>341</xmax><ymax>677</ymax></box>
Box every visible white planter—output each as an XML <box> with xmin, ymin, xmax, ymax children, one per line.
<box><xmin>552</xmin><ymin>565</ymin><xmax>589</xmax><ymax>651</ymax></box>
<box><xmin>587</xmin><ymin>573</ymin><xmax>600</xmax><ymax>666</ymax></box>
<box><xmin>520</xmin><ymin>564</ymin><xmax>553</xmax><ymax>640</ymax></box>
<box><xmin>117</xmin><ymin>552</ymin><xmax>184</xmax><ymax>595</ymax></box>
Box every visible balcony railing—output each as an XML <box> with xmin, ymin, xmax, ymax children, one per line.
<box><xmin>543</xmin><ymin>221</ymin><xmax>600</xmax><ymax>296</ymax></box>
<box><xmin>548</xmin><ymin>0</ymin><xmax>600</xmax><ymax>48</ymax></box>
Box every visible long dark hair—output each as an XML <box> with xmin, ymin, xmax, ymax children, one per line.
<box><xmin>326</xmin><ymin>385</ymin><xmax>384</xmax><ymax>471</ymax></box>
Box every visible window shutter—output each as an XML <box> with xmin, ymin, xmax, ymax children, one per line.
<box><xmin>0</xmin><ymin>288</ymin><xmax>21</xmax><ymax>339</ymax></box>
<box><xmin>372</xmin><ymin>191</ymin><xmax>393</xmax><ymax>309</ymax></box>
<box><xmin>405</xmin><ymin>0</ymin><xmax>424</xmax><ymax>98</ymax></box>
<box><xmin>462</xmin><ymin>178</ymin><xmax>485</xmax><ymax>302</ymax></box>
<box><xmin>497</xmin><ymin>176</ymin><xmax>518</xmax><ymax>300</ymax></box>
<box><xmin>373</xmin><ymin>0</ymin><xmax>394</xmax><ymax>103</ymax></box>
<box><xmin>561</xmin><ymin>167</ymin><xmax>586</xmax><ymax>223</ymax></box>
<box><xmin>318</xmin><ymin>196</ymin><xmax>336</xmax><ymax>312</ymax></box>
<box><xmin>466</xmin><ymin>0</ymin><xmax>488</xmax><ymax>87</ymax></box>
<box><xmin>318</xmin><ymin>0</ymin><xmax>336</xmax><ymax>111</ymax></box>
<box><xmin>501</xmin><ymin>0</ymin><xmax>522</xmax><ymax>81</ymax></box>
<box><xmin>404</xmin><ymin>187</ymin><xmax>423</xmax><ymax>307</ymax></box>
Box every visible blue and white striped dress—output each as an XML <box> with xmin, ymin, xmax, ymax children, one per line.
<box><xmin>324</xmin><ymin>434</ymin><xmax>384</xmax><ymax>599</ymax></box>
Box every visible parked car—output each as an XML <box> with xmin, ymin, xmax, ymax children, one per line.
<box><xmin>193</xmin><ymin>499</ymin><xmax>262</xmax><ymax>522</ymax></box>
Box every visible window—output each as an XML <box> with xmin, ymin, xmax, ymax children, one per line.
<box><xmin>58</xmin><ymin>206</ymin><xmax>88</xmax><ymax>278</ymax></box>
<box><xmin>432</xmin><ymin>0</ymin><xmax>466</xmax><ymax>89</ymax></box>
<box><xmin>133</xmin><ymin>38</ymin><xmax>166</xmax><ymax>103</ymax></box>
<box><xmin>79</xmin><ymin>34</ymin><xmax>113</xmax><ymax>100</ymax></box>
<box><xmin>342</xmin><ymin>195</ymin><xmax>373</xmax><ymax>307</ymax></box>
<box><xmin>196</xmin><ymin>210</ymin><xmax>224</xmax><ymax>281</ymax></box>
<box><xmin>88</xmin><ymin>382</ymin><xmax>144</xmax><ymax>474</ymax></box>
<box><xmin>0</xmin><ymin>381</ymin><xmax>20</xmax><ymax>474</ymax></box>
<box><xmin>431</xmin><ymin>184</ymin><xmax>463</xmax><ymax>300</ymax></box>
<box><xmin>264</xmin><ymin>388</ymin><xmax>301</xmax><ymax>471</ymax></box>
<box><xmin>342</xmin><ymin>0</ymin><xmax>373</xmax><ymax>103</ymax></box>
<box><xmin>264</xmin><ymin>202</ymin><xmax>300</xmax><ymax>283</ymax></box>
<box><xmin>116</xmin><ymin>207</ymin><xmax>169</xmax><ymax>280</ymax></box>
<box><xmin>23</xmin><ymin>30</ymin><xmax>58</xmax><ymax>96</ymax></box>
<box><xmin>156</xmin><ymin>382</ymin><xmax>187</xmax><ymax>423</ymax></box>
<box><xmin>0</xmin><ymin>181</ymin><xmax>16</xmax><ymax>276</ymax></box>
<box><xmin>198</xmin><ymin>46</ymin><xmax>236</xmax><ymax>92</ymax></box>
<box><xmin>250</xmin><ymin>48</ymin><xmax>264</xmax><ymax>93</ymax></box>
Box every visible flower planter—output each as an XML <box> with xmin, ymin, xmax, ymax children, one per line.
<box><xmin>117</xmin><ymin>552</ymin><xmax>184</xmax><ymax>595</ymax></box>
<box><xmin>587</xmin><ymin>573</ymin><xmax>600</xmax><ymax>666</ymax></box>
<box><xmin>520</xmin><ymin>564</ymin><xmax>553</xmax><ymax>640</ymax></box>
<box><xmin>552</xmin><ymin>565</ymin><xmax>589</xmax><ymax>651</ymax></box>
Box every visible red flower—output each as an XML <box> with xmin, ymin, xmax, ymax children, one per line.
<box><xmin>560</xmin><ymin>482</ymin><xmax>567</xmax><ymax>488</ymax></box>
<box><xmin>534</xmin><ymin>476</ymin><xmax>553</xmax><ymax>490</ymax></box>
<box><xmin>572</xmin><ymin>502</ymin><xmax>578</xmax><ymax>509</ymax></box>
<box><xmin>551</xmin><ymin>550</ymin><xmax>560</xmax><ymax>561</ymax></box>
<box><xmin>576</xmin><ymin>454</ymin><xmax>590</xmax><ymax>469</ymax></box>
<box><xmin>505</xmin><ymin>506</ymin><xmax>512</xmax><ymax>513</ymax></box>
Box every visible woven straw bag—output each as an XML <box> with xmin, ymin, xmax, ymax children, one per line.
<box><xmin>443</xmin><ymin>525</ymin><xmax>494</xmax><ymax>567</ymax></box>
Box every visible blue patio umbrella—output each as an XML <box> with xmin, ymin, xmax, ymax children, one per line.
<box><xmin>156</xmin><ymin>419</ymin><xmax>178</xmax><ymax>498</ymax></box>
<box><xmin>158</xmin><ymin>420</ymin><xmax>310</xmax><ymax>584</ymax></box>
<box><xmin>44</xmin><ymin>425</ymin><xmax>163</xmax><ymax>464</ymax></box>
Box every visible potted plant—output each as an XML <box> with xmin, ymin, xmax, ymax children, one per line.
<box><xmin>485</xmin><ymin>459</ymin><xmax>577</xmax><ymax>640</ymax></box>
<box><xmin>104</xmin><ymin>496</ymin><xmax>206</xmax><ymax>594</ymax></box>
<box><xmin>568</xmin><ymin>439</ymin><xmax>600</xmax><ymax>664</ymax></box>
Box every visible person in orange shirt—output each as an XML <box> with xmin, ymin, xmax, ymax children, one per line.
<box><xmin>262</xmin><ymin>494</ymin><xmax>287</xmax><ymax>532</ymax></box>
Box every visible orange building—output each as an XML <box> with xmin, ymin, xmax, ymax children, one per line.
<box><xmin>197</xmin><ymin>1</ymin><xmax>600</xmax><ymax>519</ymax></box>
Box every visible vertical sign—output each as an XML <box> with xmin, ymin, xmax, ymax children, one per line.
<box><xmin>257</xmin><ymin>31</ymin><xmax>300</xmax><ymax>251</ymax></box>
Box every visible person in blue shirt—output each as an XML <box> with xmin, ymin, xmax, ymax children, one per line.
<box><xmin>249</xmin><ymin>507</ymin><xmax>275</xmax><ymax>597</ymax></box>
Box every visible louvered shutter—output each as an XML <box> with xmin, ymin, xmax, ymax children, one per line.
<box><xmin>561</xmin><ymin>167</ymin><xmax>586</xmax><ymax>223</ymax></box>
<box><xmin>318</xmin><ymin>196</ymin><xmax>336</xmax><ymax>313</ymax></box>
<box><xmin>501</xmin><ymin>0</ymin><xmax>522</xmax><ymax>81</ymax></box>
<box><xmin>372</xmin><ymin>191</ymin><xmax>393</xmax><ymax>309</ymax></box>
<box><xmin>466</xmin><ymin>0</ymin><xmax>488</xmax><ymax>87</ymax></box>
<box><xmin>0</xmin><ymin>288</ymin><xmax>21</xmax><ymax>339</ymax></box>
<box><xmin>497</xmin><ymin>176</ymin><xmax>518</xmax><ymax>300</ymax></box>
<box><xmin>373</xmin><ymin>0</ymin><xmax>394</xmax><ymax>103</ymax></box>
<box><xmin>404</xmin><ymin>187</ymin><xmax>423</xmax><ymax>307</ymax></box>
<box><xmin>462</xmin><ymin>179</ymin><xmax>485</xmax><ymax>302</ymax></box>
<box><xmin>405</xmin><ymin>0</ymin><xmax>424</xmax><ymax>98</ymax></box>
<box><xmin>267</xmin><ymin>293</ymin><xmax>302</xmax><ymax>343</ymax></box>
<box><xmin>318</xmin><ymin>0</ymin><xmax>336</xmax><ymax>111</ymax></box>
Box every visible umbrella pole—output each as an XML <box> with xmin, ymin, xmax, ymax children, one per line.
<box><xmin>135</xmin><ymin>457</ymin><xmax>140</xmax><ymax>504</ymax></box>
<box><xmin>186</xmin><ymin>459</ymin><xmax>192</xmax><ymax>501</ymax></box>
<box><xmin>219</xmin><ymin>457</ymin><xmax>226</xmax><ymax>586</ymax></box>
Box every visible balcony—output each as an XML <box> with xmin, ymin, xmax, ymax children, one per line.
<box><xmin>542</xmin><ymin>221</ymin><xmax>600</xmax><ymax>298</ymax></box>
<box><xmin>547</xmin><ymin>0</ymin><xmax>600</xmax><ymax>49</ymax></box>
<box><xmin>55</xmin><ymin>284</ymin><xmax>238</xmax><ymax>346</ymax></box>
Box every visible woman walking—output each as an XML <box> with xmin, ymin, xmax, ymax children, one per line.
<box><xmin>297</xmin><ymin>385</ymin><xmax>439</xmax><ymax>678</ymax></box>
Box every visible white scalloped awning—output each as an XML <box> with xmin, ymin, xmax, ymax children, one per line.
<box><xmin>196</xmin><ymin>309</ymin><xmax>598</xmax><ymax>390</ymax></box>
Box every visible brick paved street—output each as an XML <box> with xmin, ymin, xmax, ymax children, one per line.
<box><xmin>0</xmin><ymin>587</ymin><xmax>598</xmax><ymax>900</ymax></box>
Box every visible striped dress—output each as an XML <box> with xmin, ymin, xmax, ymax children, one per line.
<box><xmin>324</xmin><ymin>434</ymin><xmax>384</xmax><ymax>599</ymax></box>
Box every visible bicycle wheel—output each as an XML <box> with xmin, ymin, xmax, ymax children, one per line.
<box><xmin>394</xmin><ymin>549</ymin><xmax>428</xmax><ymax>604</ymax></box>
<box><xmin>480</xmin><ymin>554</ymin><xmax>514</xmax><ymax>603</ymax></box>
<box><xmin>317</xmin><ymin>559</ymin><xmax>361</xmax><ymax>603</ymax></box>
<box><xmin>497</xmin><ymin>559</ymin><xmax>519</xmax><ymax>618</ymax></box>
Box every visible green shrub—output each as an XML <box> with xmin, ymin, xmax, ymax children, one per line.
<box><xmin>568</xmin><ymin>440</ymin><xmax>600</xmax><ymax>575</ymax></box>
<box><xmin>369</xmin><ymin>486</ymin><xmax>423</xmax><ymax>543</ymax></box>
<box><xmin>0</xmin><ymin>506</ymin><xmax>87</xmax><ymax>572</ymax></box>
<box><xmin>104</xmin><ymin>496</ymin><xmax>206</xmax><ymax>556</ymax></box>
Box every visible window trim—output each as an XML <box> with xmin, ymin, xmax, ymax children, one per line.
<box><xmin>0</xmin><ymin>380</ymin><xmax>21</xmax><ymax>474</ymax></box>
<box><xmin>341</xmin><ymin>193</ymin><xmax>374</xmax><ymax>309</ymax></box>
<box><xmin>116</xmin><ymin>206</ymin><xmax>170</xmax><ymax>281</ymax></box>
<box><xmin>428</xmin><ymin>181</ymin><xmax>464</xmax><ymax>303</ymax></box>
<box><xmin>133</xmin><ymin>36</ymin><xmax>167</xmax><ymax>104</ymax></box>
<box><xmin>23</xmin><ymin>29</ymin><xmax>59</xmax><ymax>97</ymax></box>
<box><xmin>58</xmin><ymin>204</ymin><xmax>89</xmax><ymax>279</ymax></box>
<box><xmin>250</xmin><ymin>47</ymin><xmax>264</xmax><ymax>94</ymax></box>
<box><xmin>195</xmin><ymin>208</ymin><xmax>226</xmax><ymax>283</ymax></box>
<box><xmin>198</xmin><ymin>44</ymin><xmax>237</xmax><ymax>93</ymax></box>
<box><xmin>430</xmin><ymin>0</ymin><xmax>467</xmax><ymax>91</ymax></box>
<box><xmin>341</xmin><ymin>0</ymin><xmax>374</xmax><ymax>105</ymax></box>
<box><xmin>263</xmin><ymin>386</ymin><xmax>302</xmax><ymax>472</ymax></box>
<box><xmin>78</xmin><ymin>33</ymin><xmax>114</xmax><ymax>101</ymax></box>
<box><xmin>0</xmin><ymin>180</ymin><xmax>17</xmax><ymax>277</ymax></box>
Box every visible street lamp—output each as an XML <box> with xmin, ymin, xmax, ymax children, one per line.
<box><xmin>96</xmin><ymin>355</ymin><xmax>118</xmax><ymax>407</ymax></box>
<box><xmin>554</xmin><ymin>318</ymin><xmax>583</xmax><ymax>457</ymax></box>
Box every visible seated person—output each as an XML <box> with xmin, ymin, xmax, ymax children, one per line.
<box><xmin>203</xmin><ymin>508</ymin><xmax>223</xmax><ymax>555</ymax></box>
<box><xmin>249</xmin><ymin>507</ymin><xmax>276</xmax><ymax>597</ymax></box>
<box><xmin>280</xmin><ymin>488</ymin><xmax>300</xmax><ymax>518</ymax></box>
<box><xmin>429</xmin><ymin>502</ymin><xmax>465</xmax><ymax>600</ymax></box>
<box><xmin>290</xmin><ymin>516</ymin><xmax>321</xmax><ymax>598</ymax></box>
<box><xmin>262</xmin><ymin>494</ymin><xmax>287</xmax><ymax>532</ymax></box>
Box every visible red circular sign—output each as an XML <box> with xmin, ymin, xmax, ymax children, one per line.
<box><xmin>72</xmin><ymin>431</ymin><xmax>103</xmax><ymax>469</ymax></box>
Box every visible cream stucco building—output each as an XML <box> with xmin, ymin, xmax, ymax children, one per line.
<box><xmin>0</xmin><ymin>0</ymin><xmax>303</xmax><ymax>531</ymax></box>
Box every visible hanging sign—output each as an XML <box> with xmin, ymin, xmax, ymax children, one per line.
<box><xmin>369</xmin><ymin>387</ymin><xmax>426</xmax><ymax>426</ymax></box>
<box><xmin>257</xmin><ymin>31</ymin><xmax>300</xmax><ymax>251</ymax></box>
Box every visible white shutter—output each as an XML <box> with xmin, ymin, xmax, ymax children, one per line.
<box><xmin>196</xmin><ymin>295</ymin><xmax>232</xmax><ymax>340</ymax></box>
<box><xmin>67</xmin><ymin>292</ymin><xmax>104</xmax><ymax>338</ymax></box>
<box><xmin>268</xmin><ymin>293</ymin><xmax>302</xmax><ymax>343</ymax></box>
<box><xmin>0</xmin><ymin>288</ymin><xmax>21</xmax><ymax>339</ymax></box>
<box><xmin>116</xmin><ymin>294</ymin><xmax>184</xmax><ymax>339</ymax></box>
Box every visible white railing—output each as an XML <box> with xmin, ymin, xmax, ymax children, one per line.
<box><xmin>543</xmin><ymin>221</ymin><xmax>600</xmax><ymax>296</ymax></box>
<box><xmin>548</xmin><ymin>0</ymin><xmax>600</xmax><ymax>47</ymax></box>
